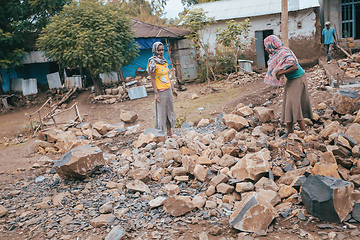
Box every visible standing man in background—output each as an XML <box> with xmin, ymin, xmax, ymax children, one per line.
<box><xmin>322</xmin><ymin>21</ymin><xmax>336</xmax><ymax>63</ymax></box>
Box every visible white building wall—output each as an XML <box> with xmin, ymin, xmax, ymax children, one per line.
<box><xmin>200</xmin><ymin>8</ymin><xmax>317</xmax><ymax>51</ymax></box>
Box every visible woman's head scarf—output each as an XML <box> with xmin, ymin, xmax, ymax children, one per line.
<box><xmin>263</xmin><ymin>35</ymin><xmax>298</xmax><ymax>86</ymax></box>
<box><xmin>147</xmin><ymin>42</ymin><xmax>168</xmax><ymax>73</ymax></box>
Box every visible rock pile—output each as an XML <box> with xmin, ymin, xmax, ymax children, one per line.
<box><xmin>338</xmin><ymin>52</ymin><xmax>360</xmax><ymax>78</ymax></box>
<box><xmin>1</xmin><ymin>67</ymin><xmax>360</xmax><ymax>239</ymax></box>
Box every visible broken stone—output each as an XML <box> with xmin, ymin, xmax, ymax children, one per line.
<box><xmin>254</xmin><ymin>177</ymin><xmax>279</xmax><ymax>192</ymax></box>
<box><xmin>149</xmin><ymin>196</ymin><xmax>167</xmax><ymax>208</ymax></box>
<box><xmin>235</xmin><ymin>182</ymin><xmax>254</xmax><ymax>193</ymax></box>
<box><xmin>229</xmin><ymin>192</ymin><xmax>278</xmax><ymax>232</ymax></box>
<box><xmin>197</xmin><ymin>156</ymin><xmax>212</xmax><ymax>165</ymax></box>
<box><xmin>230</xmin><ymin>148</ymin><xmax>271</xmax><ymax>181</ymax></box>
<box><xmin>222</xmin><ymin>114</ymin><xmax>249</xmax><ymax>131</ymax></box>
<box><xmin>345</xmin><ymin>123</ymin><xmax>360</xmax><ymax>144</ymax></box>
<box><xmin>132</xmin><ymin>168</ymin><xmax>150</xmax><ymax>183</ymax></box>
<box><xmin>163</xmin><ymin>196</ymin><xmax>194</xmax><ymax>216</ymax></box>
<box><xmin>99</xmin><ymin>202</ymin><xmax>113</xmax><ymax>214</ymax></box>
<box><xmin>120</xmin><ymin>110</ymin><xmax>138</xmax><ymax>124</ymax></box>
<box><xmin>351</xmin><ymin>202</ymin><xmax>360</xmax><ymax>222</ymax></box>
<box><xmin>332</xmin><ymin>89</ymin><xmax>358</xmax><ymax>115</ymax></box>
<box><xmin>152</xmin><ymin>168</ymin><xmax>165</xmax><ymax>181</ymax></box>
<box><xmin>197</xmin><ymin>118</ymin><xmax>210</xmax><ymax>127</ymax></box>
<box><xmin>233</xmin><ymin>106</ymin><xmax>253</xmax><ymax>117</ymax></box>
<box><xmin>301</xmin><ymin>175</ymin><xmax>354</xmax><ymax>222</ymax></box>
<box><xmin>206</xmin><ymin>185</ymin><xmax>216</xmax><ymax>196</ymax></box>
<box><xmin>352</xmin><ymin>145</ymin><xmax>360</xmax><ymax>158</ymax></box>
<box><xmin>126</xmin><ymin>180</ymin><xmax>150</xmax><ymax>193</ymax></box>
<box><xmin>193</xmin><ymin>164</ymin><xmax>208</xmax><ymax>182</ymax></box>
<box><xmin>311</xmin><ymin>152</ymin><xmax>340</xmax><ymax>179</ymax></box>
<box><xmin>257</xmin><ymin>189</ymin><xmax>281</xmax><ymax>206</ymax></box>
<box><xmin>205</xmin><ymin>200</ymin><xmax>217</xmax><ymax>209</ymax></box>
<box><xmin>0</xmin><ymin>206</ymin><xmax>8</xmax><ymax>217</ymax></box>
<box><xmin>93</xmin><ymin>121</ymin><xmax>110</xmax><ymax>135</ymax></box>
<box><xmin>54</xmin><ymin>145</ymin><xmax>105</xmax><ymax>180</ymax></box>
<box><xmin>135</xmin><ymin>128</ymin><xmax>165</xmax><ymax>148</ymax></box>
<box><xmin>224</xmin><ymin>129</ymin><xmax>237</xmax><ymax>142</ymax></box>
<box><xmin>219</xmin><ymin>154</ymin><xmax>237</xmax><ymax>167</ymax></box>
<box><xmin>216</xmin><ymin>183</ymin><xmax>234</xmax><ymax>194</ymax></box>
<box><xmin>320</xmin><ymin>121</ymin><xmax>340</xmax><ymax>139</ymax></box>
<box><xmin>278</xmin><ymin>185</ymin><xmax>298</xmax><ymax>199</ymax></box>
<box><xmin>254</xmin><ymin>107</ymin><xmax>275</xmax><ymax>122</ymax></box>
<box><xmin>165</xmin><ymin>184</ymin><xmax>180</xmax><ymax>196</ymax></box>
<box><xmin>192</xmin><ymin>194</ymin><xmax>206</xmax><ymax>209</ymax></box>
<box><xmin>90</xmin><ymin>214</ymin><xmax>116</xmax><ymax>228</ymax></box>
<box><xmin>210</xmin><ymin>174</ymin><xmax>229</xmax><ymax>187</ymax></box>
<box><xmin>165</xmin><ymin>149</ymin><xmax>182</xmax><ymax>162</ymax></box>
<box><xmin>104</xmin><ymin>226</ymin><xmax>126</xmax><ymax>240</ymax></box>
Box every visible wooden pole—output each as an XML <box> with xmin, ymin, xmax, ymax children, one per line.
<box><xmin>281</xmin><ymin>0</ymin><xmax>289</xmax><ymax>47</ymax></box>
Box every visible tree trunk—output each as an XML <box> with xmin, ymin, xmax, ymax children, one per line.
<box><xmin>0</xmin><ymin>72</ymin><xmax>4</xmax><ymax>95</ymax></box>
<box><xmin>92</xmin><ymin>74</ymin><xmax>104</xmax><ymax>96</ymax></box>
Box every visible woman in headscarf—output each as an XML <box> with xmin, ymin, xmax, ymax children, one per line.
<box><xmin>263</xmin><ymin>35</ymin><xmax>313</xmax><ymax>136</ymax></box>
<box><xmin>147</xmin><ymin>41</ymin><xmax>177</xmax><ymax>138</ymax></box>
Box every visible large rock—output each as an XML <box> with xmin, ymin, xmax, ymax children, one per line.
<box><xmin>120</xmin><ymin>110</ymin><xmax>138</xmax><ymax>124</ymax></box>
<box><xmin>222</xmin><ymin>114</ymin><xmax>248</xmax><ymax>131</ymax></box>
<box><xmin>332</xmin><ymin>89</ymin><xmax>358</xmax><ymax>114</ymax></box>
<box><xmin>54</xmin><ymin>131</ymin><xmax>89</xmax><ymax>153</ymax></box>
<box><xmin>345</xmin><ymin>123</ymin><xmax>360</xmax><ymax>144</ymax></box>
<box><xmin>135</xmin><ymin>128</ymin><xmax>166</xmax><ymax>148</ymax></box>
<box><xmin>54</xmin><ymin>145</ymin><xmax>104</xmax><ymax>180</ymax></box>
<box><xmin>300</xmin><ymin>175</ymin><xmax>354</xmax><ymax>223</ymax></box>
<box><xmin>229</xmin><ymin>192</ymin><xmax>278</xmax><ymax>232</ymax></box>
<box><xmin>194</xmin><ymin>165</ymin><xmax>208</xmax><ymax>182</ymax></box>
<box><xmin>163</xmin><ymin>196</ymin><xmax>194</xmax><ymax>216</ymax></box>
<box><xmin>230</xmin><ymin>149</ymin><xmax>271</xmax><ymax>181</ymax></box>
<box><xmin>254</xmin><ymin>107</ymin><xmax>275</xmax><ymax>122</ymax></box>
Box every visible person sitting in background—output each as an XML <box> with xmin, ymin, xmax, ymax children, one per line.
<box><xmin>322</xmin><ymin>21</ymin><xmax>336</xmax><ymax>63</ymax></box>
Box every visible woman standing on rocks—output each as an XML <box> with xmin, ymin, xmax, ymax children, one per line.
<box><xmin>147</xmin><ymin>41</ymin><xmax>177</xmax><ymax>138</ymax></box>
<box><xmin>263</xmin><ymin>35</ymin><xmax>313</xmax><ymax>136</ymax></box>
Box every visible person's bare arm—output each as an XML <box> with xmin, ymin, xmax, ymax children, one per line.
<box><xmin>276</xmin><ymin>64</ymin><xmax>299</xmax><ymax>80</ymax></box>
<box><xmin>150</xmin><ymin>71</ymin><xmax>160</xmax><ymax>102</ymax></box>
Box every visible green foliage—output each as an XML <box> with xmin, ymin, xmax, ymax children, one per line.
<box><xmin>0</xmin><ymin>0</ymin><xmax>71</xmax><ymax>69</ymax></box>
<box><xmin>216</xmin><ymin>19</ymin><xmax>254</xmax><ymax>68</ymax></box>
<box><xmin>175</xmin><ymin>114</ymin><xmax>187</xmax><ymax>128</ymax></box>
<box><xmin>195</xmin><ymin>51</ymin><xmax>236</xmax><ymax>83</ymax></box>
<box><xmin>37</xmin><ymin>0</ymin><xmax>139</xmax><ymax>95</ymax></box>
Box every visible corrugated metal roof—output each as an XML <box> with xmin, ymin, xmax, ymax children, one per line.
<box><xmin>131</xmin><ymin>19</ymin><xmax>190</xmax><ymax>38</ymax></box>
<box><xmin>190</xmin><ymin>0</ymin><xmax>320</xmax><ymax>21</ymax></box>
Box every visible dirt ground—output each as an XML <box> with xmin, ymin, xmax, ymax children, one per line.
<box><xmin>0</xmin><ymin>64</ymin><xmax>356</xmax><ymax>239</ymax></box>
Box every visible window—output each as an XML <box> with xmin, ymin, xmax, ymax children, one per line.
<box><xmin>342</xmin><ymin>0</ymin><xmax>360</xmax><ymax>39</ymax></box>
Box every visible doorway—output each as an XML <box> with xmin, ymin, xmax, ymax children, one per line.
<box><xmin>255</xmin><ymin>30</ymin><xmax>274</xmax><ymax>69</ymax></box>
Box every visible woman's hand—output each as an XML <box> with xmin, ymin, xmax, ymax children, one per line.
<box><xmin>155</xmin><ymin>92</ymin><xmax>160</xmax><ymax>103</ymax></box>
<box><xmin>276</xmin><ymin>70</ymin><xmax>284</xmax><ymax>80</ymax></box>
<box><xmin>172</xmin><ymin>89</ymin><xmax>178</xmax><ymax>97</ymax></box>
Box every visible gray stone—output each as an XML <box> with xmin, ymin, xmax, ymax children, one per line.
<box><xmin>104</xmin><ymin>226</ymin><xmax>126</xmax><ymax>240</ymax></box>
<box><xmin>301</xmin><ymin>175</ymin><xmax>354</xmax><ymax>223</ymax></box>
<box><xmin>351</xmin><ymin>202</ymin><xmax>360</xmax><ymax>222</ymax></box>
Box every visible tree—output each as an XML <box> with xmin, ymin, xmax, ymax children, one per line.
<box><xmin>181</xmin><ymin>8</ymin><xmax>215</xmax><ymax>84</ymax></box>
<box><xmin>0</xmin><ymin>0</ymin><xmax>71</xmax><ymax>70</ymax></box>
<box><xmin>216</xmin><ymin>19</ymin><xmax>254</xmax><ymax>71</ymax></box>
<box><xmin>108</xmin><ymin>0</ymin><xmax>167</xmax><ymax>25</ymax></box>
<box><xmin>37</xmin><ymin>0</ymin><xmax>139</xmax><ymax>96</ymax></box>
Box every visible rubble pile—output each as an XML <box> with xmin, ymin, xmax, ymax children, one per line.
<box><xmin>224</xmin><ymin>71</ymin><xmax>263</xmax><ymax>86</ymax></box>
<box><xmin>337</xmin><ymin>52</ymin><xmax>360</xmax><ymax>78</ymax></box>
<box><xmin>1</xmin><ymin>91</ymin><xmax>360</xmax><ymax>239</ymax></box>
